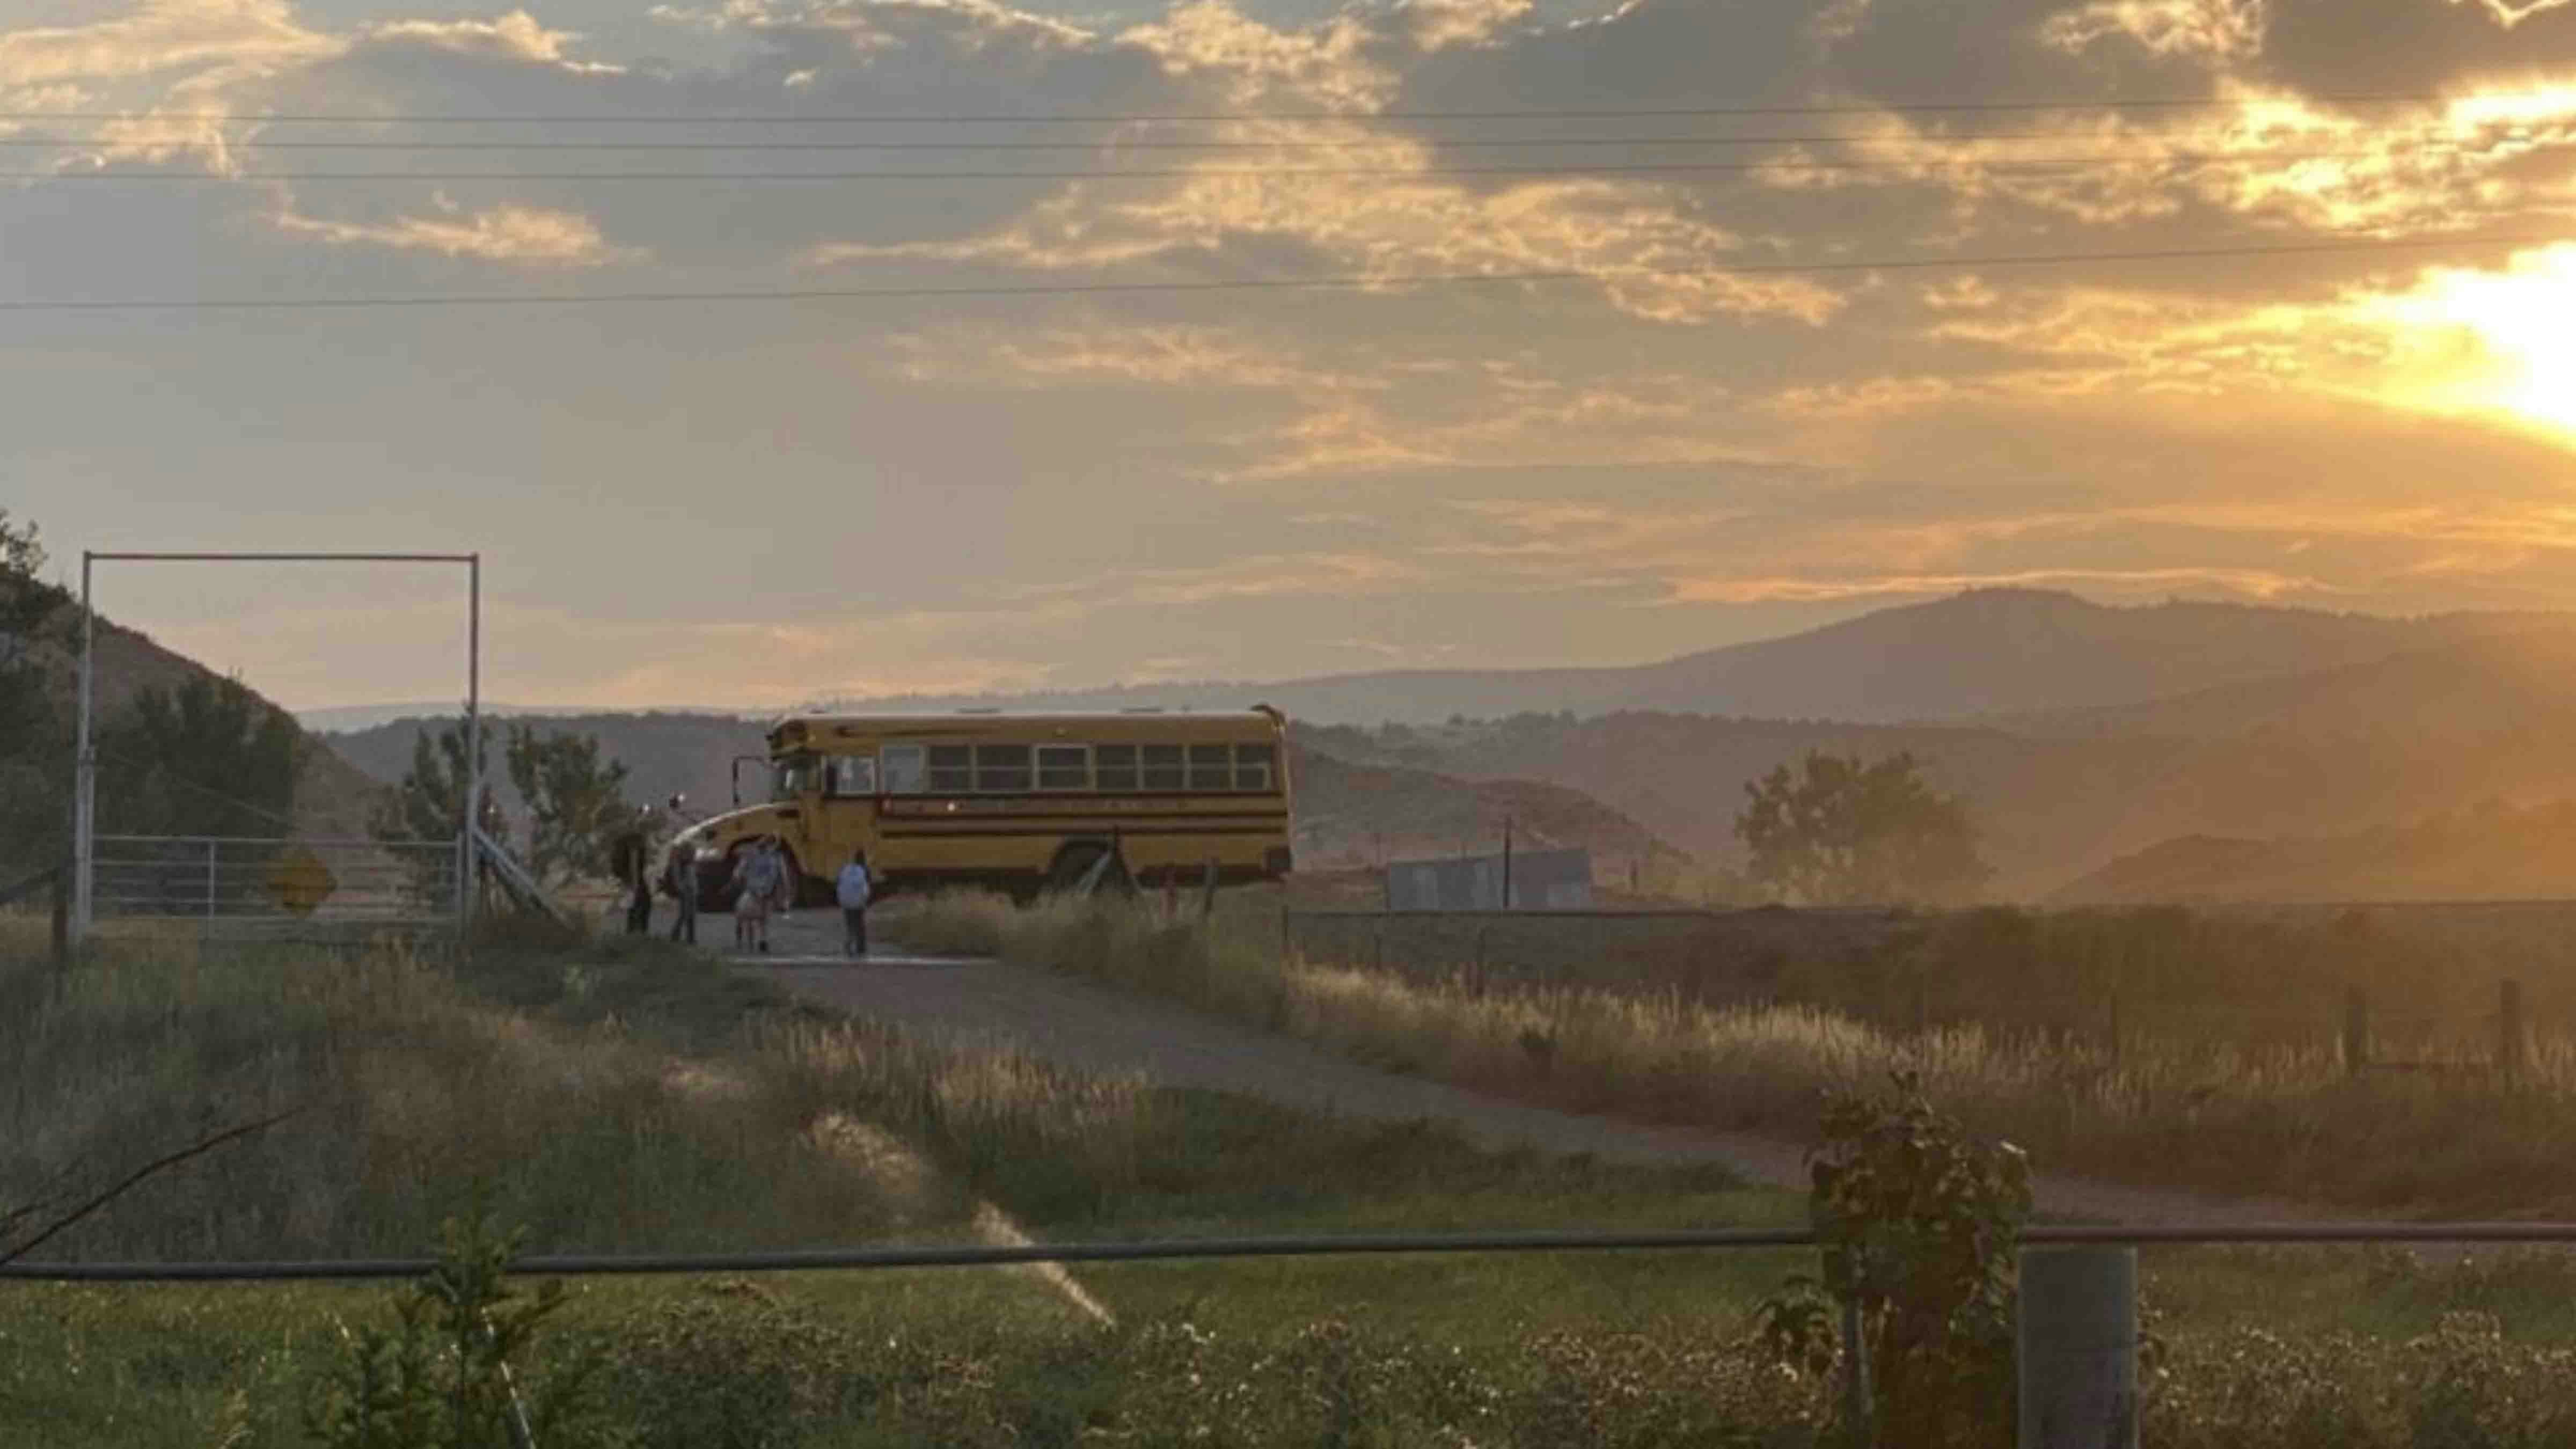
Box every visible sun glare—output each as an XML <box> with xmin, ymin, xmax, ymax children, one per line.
<box><xmin>2362</xmin><ymin>243</ymin><xmax>2576</xmax><ymax>438</ymax></box>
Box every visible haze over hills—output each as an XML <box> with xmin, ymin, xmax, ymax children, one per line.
<box><xmin>788</xmin><ymin>589</ymin><xmax>2576</xmax><ymax>729</ymax></box>
<box><xmin>311</xmin><ymin>588</ymin><xmax>2576</xmax><ymax>902</ymax></box>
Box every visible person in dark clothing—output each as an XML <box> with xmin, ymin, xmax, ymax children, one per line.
<box><xmin>610</xmin><ymin>819</ymin><xmax>652</xmax><ymax>935</ymax></box>
<box><xmin>661</xmin><ymin>839</ymin><xmax>699</xmax><ymax>945</ymax></box>
<box><xmin>835</xmin><ymin>848</ymin><xmax>872</xmax><ymax>958</ymax></box>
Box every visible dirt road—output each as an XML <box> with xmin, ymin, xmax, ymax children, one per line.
<box><xmin>741</xmin><ymin>912</ymin><xmax>2324</xmax><ymax>1226</ymax></box>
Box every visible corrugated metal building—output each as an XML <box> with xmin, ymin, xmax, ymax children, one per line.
<box><xmin>1386</xmin><ymin>847</ymin><xmax>1592</xmax><ymax>911</ymax></box>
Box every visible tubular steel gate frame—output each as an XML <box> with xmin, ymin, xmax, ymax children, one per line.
<box><xmin>72</xmin><ymin>551</ymin><xmax>480</xmax><ymax>943</ymax></box>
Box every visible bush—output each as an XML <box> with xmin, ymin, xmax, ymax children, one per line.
<box><xmin>1757</xmin><ymin>1073</ymin><xmax>2029</xmax><ymax>1449</ymax></box>
<box><xmin>304</xmin><ymin>1201</ymin><xmax>619</xmax><ymax>1449</ymax></box>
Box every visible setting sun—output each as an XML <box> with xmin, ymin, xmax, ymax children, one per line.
<box><xmin>2366</xmin><ymin>243</ymin><xmax>2576</xmax><ymax>437</ymax></box>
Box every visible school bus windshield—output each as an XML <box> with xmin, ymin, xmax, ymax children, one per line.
<box><xmin>773</xmin><ymin>753</ymin><xmax>817</xmax><ymax>801</ymax></box>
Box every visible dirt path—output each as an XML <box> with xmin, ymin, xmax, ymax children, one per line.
<box><xmin>737</xmin><ymin>914</ymin><xmax>2334</xmax><ymax>1228</ymax></box>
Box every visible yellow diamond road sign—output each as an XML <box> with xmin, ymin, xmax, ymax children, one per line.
<box><xmin>269</xmin><ymin>846</ymin><xmax>338</xmax><ymax>917</ymax></box>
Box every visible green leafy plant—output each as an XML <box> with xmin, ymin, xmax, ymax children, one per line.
<box><xmin>1757</xmin><ymin>1072</ymin><xmax>2031</xmax><ymax>1449</ymax></box>
<box><xmin>304</xmin><ymin>1199</ymin><xmax>621</xmax><ymax>1449</ymax></box>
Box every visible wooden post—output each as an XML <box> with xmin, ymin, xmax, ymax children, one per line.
<box><xmin>1501</xmin><ymin>817</ymin><xmax>1514</xmax><ymax>909</ymax></box>
<box><xmin>49</xmin><ymin>861</ymin><xmax>70</xmax><ymax>972</ymax></box>
<box><xmin>1839</xmin><ymin>1282</ymin><xmax>1873</xmax><ymax>1448</ymax></box>
<box><xmin>2500</xmin><ymin>978</ymin><xmax>2527</xmax><ymax>1079</ymax></box>
<box><xmin>2344</xmin><ymin>986</ymin><xmax>2369</xmax><ymax>1077</ymax></box>
<box><xmin>1163</xmin><ymin>870</ymin><xmax>1179</xmax><ymax>920</ymax></box>
<box><xmin>2017</xmin><ymin>1247</ymin><xmax>2139</xmax><ymax>1449</ymax></box>
<box><xmin>1473</xmin><ymin>926</ymin><xmax>1489</xmax><ymax>997</ymax></box>
<box><xmin>1199</xmin><ymin>857</ymin><xmax>1219</xmax><ymax>920</ymax></box>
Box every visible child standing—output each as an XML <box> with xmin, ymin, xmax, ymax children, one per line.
<box><xmin>835</xmin><ymin>848</ymin><xmax>872</xmax><ymax>959</ymax></box>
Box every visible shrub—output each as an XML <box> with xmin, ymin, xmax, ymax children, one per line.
<box><xmin>304</xmin><ymin>1200</ymin><xmax>619</xmax><ymax>1449</ymax></box>
<box><xmin>1755</xmin><ymin>1072</ymin><xmax>2029</xmax><ymax>1449</ymax></box>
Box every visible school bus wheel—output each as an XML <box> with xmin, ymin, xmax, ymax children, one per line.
<box><xmin>1043</xmin><ymin>841</ymin><xmax>1135</xmax><ymax>899</ymax></box>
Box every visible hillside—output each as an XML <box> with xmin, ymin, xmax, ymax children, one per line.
<box><xmin>14</xmin><ymin>600</ymin><xmax>385</xmax><ymax>842</ymax></box>
<box><xmin>796</xmin><ymin>589</ymin><xmax>2574</xmax><ymax>727</ymax></box>
<box><xmin>2053</xmin><ymin>800</ymin><xmax>2576</xmax><ymax>904</ymax></box>
<box><xmin>1305</xmin><ymin>709</ymin><xmax>2576</xmax><ymax>901</ymax></box>
<box><xmin>326</xmin><ymin>713</ymin><xmax>1694</xmax><ymax>887</ymax></box>
<box><xmin>1992</xmin><ymin>631</ymin><xmax>2576</xmax><ymax>742</ymax></box>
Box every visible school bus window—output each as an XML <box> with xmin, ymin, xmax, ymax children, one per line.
<box><xmin>1234</xmin><ymin>743</ymin><xmax>1276</xmax><ymax>792</ymax></box>
<box><xmin>1141</xmin><ymin>744</ymin><xmax>1184</xmax><ymax>791</ymax></box>
<box><xmin>1036</xmin><ymin>744</ymin><xmax>1089</xmax><ymax>791</ymax></box>
<box><xmin>831</xmin><ymin>755</ymin><xmax>878</xmax><ymax>796</ymax></box>
<box><xmin>1095</xmin><ymin>744</ymin><xmax>1140</xmax><ymax>792</ymax></box>
<box><xmin>881</xmin><ymin>744</ymin><xmax>927</xmax><ymax>794</ymax></box>
<box><xmin>976</xmin><ymin>743</ymin><xmax>1033</xmax><ymax>793</ymax></box>
<box><xmin>927</xmin><ymin>745</ymin><xmax>972</xmax><ymax>793</ymax></box>
<box><xmin>1188</xmin><ymin>744</ymin><xmax>1232</xmax><ymax>791</ymax></box>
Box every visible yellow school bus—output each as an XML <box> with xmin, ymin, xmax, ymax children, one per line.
<box><xmin>672</xmin><ymin>707</ymin><xmax>1294</xmax><ymax>906</ymax></box>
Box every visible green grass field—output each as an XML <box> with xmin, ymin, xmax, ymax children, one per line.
<box><xmin>14</xmin><ymin>912</ymin><xmax>2576</xmax><ymax>1445</ymax></box>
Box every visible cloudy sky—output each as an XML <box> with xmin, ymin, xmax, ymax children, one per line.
<box><xmin>11</xmin><ymin>0</ymin><xmax>2576</xmax><ymax>712</ymax></box>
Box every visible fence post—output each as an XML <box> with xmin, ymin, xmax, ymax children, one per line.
<box><xmin>50</xmin><ymin>861</ymin><xmax>70</xmax><ymax>971</ymax></box>
<box><xmin>1199</xmin><ymin>858</ymin><xmax>1219</xmax><ymax>920</ymax></box>
<box><xmin>2017</xmin><ymin>1246</ymin><xmax>2138</xmax><ymax>1449</ymax></box>
<box><xmin>2500</xmin><ymin>978</ymin><xmax>2527</xmax><ymax>1080</ymax></box>
<box><xmin>2344</xmin><ymin>987</ymin><xmax>2369</xmax><ymax>1077</ymax></box>
<box><xmin>204</xmin><ymin>838</ymin><xmax>218</xmax><ymax>920</ymax></box>
<box><xmin>1164</xmin><ymin>870</ymin><xmax>1179</xmax><ymax>920</ymax></box>
<box><xmin>1839</xmin><ymin>1284</ymin><xmax>1873</xmax><ymax>1448</ymax></box>
<box><xmin>1472</xmin><ymin>927</ymin><xmax>1488</xmax><ymax>997</ymax></box>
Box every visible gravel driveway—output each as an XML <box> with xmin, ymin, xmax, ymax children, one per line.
<box><xmin>736</xmin><ymin>911</ymin><xmax>2344</xmax><ymax>1228</ymax></box>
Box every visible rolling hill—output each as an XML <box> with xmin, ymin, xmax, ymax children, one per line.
<box><xmin>12</xmin><ymin>601</ymin><xmax>387</xmax><ymax>844</ymax></box>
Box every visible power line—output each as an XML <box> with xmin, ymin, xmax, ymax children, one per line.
<box><xmin>3</xmin><ymin>231</ymin><xmax>2558</xmax><ymax>314</ymax></box>
<box><xmin>0</xmin><ymin>127</ymin><xmax>2523</xmax><ymax>152</ymax></box>
<box><xmin>0</xmin><ymin>92</ymin><xmax>2507</xmax><ymax>125</ymax></box>
<box><xmin>3</xmin><ymin>148</ymin><xmax>2519</xmax><ymax>182</ymax></box>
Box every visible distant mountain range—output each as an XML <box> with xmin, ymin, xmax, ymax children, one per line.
<box><xmin>302</xmin><ymin>587</ymin><xmax>2576</xmax><ymax>902</ymax></box>
<box><xmin>781</xmin><ymin>589</ymin><xmax>2576</xmax><ymax>727</ymax></box>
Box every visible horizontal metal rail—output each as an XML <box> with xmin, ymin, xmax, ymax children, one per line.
<box><xmin>12</xmin><ymin>1221</ymin><xmax>2576</xmax><ymax>1283</ymax></box>
<box><xmin>1284</xmin><ymin>908</ymin><xmax>1904</xmax><ymax>922</ymax></box>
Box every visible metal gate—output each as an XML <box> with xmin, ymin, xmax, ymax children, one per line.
<box><xmin>87</xmin><ymin>835</ymin><xmax>460</xmax><ymax>937</ymax></box>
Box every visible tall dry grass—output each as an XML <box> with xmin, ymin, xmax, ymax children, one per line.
<box><xmin>895</xmin><ymin>891</ymin><xmax>2576</xmax><ymax>1214</ymax></box>
<box><xmin>0</xmin><ymin>926</ymin><xmax>1155</xmax><ymax>1262</ymax></box>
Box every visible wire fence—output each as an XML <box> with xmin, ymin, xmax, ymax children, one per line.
<box><xmin>7</xmin><ymin>1224</ymin><xmax>2576</xmax><ymax>1283</ymax></box>
<box><xmin>88</xmin><ymin>834</ymin><xmax>457</xmax><ymax>932</ymax></box>
<box><xmin>13</xmin><ymin>1220</ymin><xmax>2576</xmax><ymax>1283</ymax></box>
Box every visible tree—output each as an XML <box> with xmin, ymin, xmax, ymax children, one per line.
<box><xmin>370</xmin><ymin>719</ymin><xmax>508</xmax><ymax>913</ymax></box>
<box><xmin>504</xmin><ymin>723</ymin><xmax>636</xmax><ymax>887</ymax></box>
<box><xmin>371</xmin><ymin>719</ymin><xmax>506</xmax><ymax>846</ymax></box>
<box><xmin>93</xmin><ymin>675</ymin><xmax>301</xmax><ymax>839</ymax></box>
<box><xmin>1735</xmin><ymin>750</ymin><xmax>1989</xmax><ymax>906</ymax></box>
<box><xmin>0</xmin><ymin>511</ymin><xmax>66</xmax><ymax>872</ymax></box>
